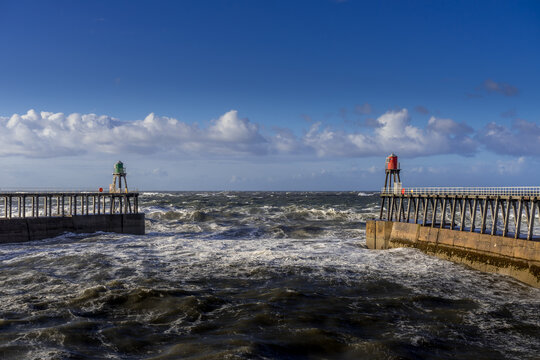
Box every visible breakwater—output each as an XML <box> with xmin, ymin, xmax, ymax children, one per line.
<box><xmin>0</xmin><ymin>192</ymin><xmax>144</xmax><ymax>243</ymax></box>
<box><xmin>367</xmin><ymin>219</ymin><xmax>540</xmax><ymax>287</ymax></box>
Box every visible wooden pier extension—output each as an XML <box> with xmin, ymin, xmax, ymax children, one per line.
<box><xmin>380</xmin><ymin>187</ymin><xmax>540</xmax><ymax>240</ymax></box>
<box><xmin>0</xmin><ymin>192</ymin><xmax>144</xmax><ymax>243</ymax></box>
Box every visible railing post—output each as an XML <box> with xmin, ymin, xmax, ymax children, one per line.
<box><xmin>422</xmin><ymin>197</ymin><xmax>429</xmax><ymax>226</ymax></box>
<box><xmin>515</xmin><ymin>198</ymin><xmax>523</xmax><ymax>239</ymax></box>
<box><xmin>406</xmin><ymin>196</ymin><xmax>412</xmax><ymax>222</ymax></box>
<box><xmin>414</xmin><ymin>197</ymin><xmax>420</xmax><ymax>224</ymax></box>
<box><xmin>431</xmin><ymin>197</ymin><xmax>439</xmax><ymax>227</ymax></box>
<box><xmin>450</xmin><ymin>197</ymin><xmax>457</xmax><ymax>230</ymax></box>
<box><xmin>379</xmin><ymin>197</ymin><xmax>386</xmax><ymax>220</ymax></box>
<box><xmin>125</xmin><ymin>196</ymin><xmax>128</xmax><ymax>214</ymax></box>
<box><xmin>440</xmin><ymin>197</ymin><xmax>447</xmax><ymax>229</ymax></box>
<box><xmin>397</xmin><ymin>196</ymin><xmax>403</xmax><ymax>221</ymax></box>
<box><xmin>502</xmin><ymin>198</ymin><xmax>510</xmax><ymax>237</ymax></box>
<box><xmin>524</xmin><ymin>200</ymin><xmax>531</xmax><ymax>229</ymax></box>
<box><xmin>127</xmin><ymin>195</ymin><xmax>133</xmax><ymax>214</ymax></box>
<box><xmin>491</xmin><ymin>197</ymin><xmax>499</xmax><ymax>235</ymax></box>
<box><xmin>536</xmin><ymin>201</ymin><xmax>540</xmax><ymax>239</ymax></box>
<box><xmin>527</xmin><ymin>200</ymin><xmax>535</xmax><ymax>240</ymax></box>
<box><xmin>23</xmin><ymin>196</ymin><xmax>27</xmax><ymax>218</ymax></box>
<box><xmin>471</xmin><ymin>197</ymin><xmax>478</xmax><ymax>232</ymax></box>
<box><xmin>459</xmin><ymin>198</ymin><xmax>466</xmax><ymax>231</ymax></box>
<box><xmin>480</xmin><ymin>199</ymin><xmax>488</xmax><ymax>234</ymax></box>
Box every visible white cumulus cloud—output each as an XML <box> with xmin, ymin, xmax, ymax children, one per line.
<box><xmin>300</xmin><ymin>109</ymin><xmax>477</xmax><ymax>157</ymax></box>
<box><xmin>0</xmin><ymin>109</ymin><xmax>267</xmax><ymax>158</ymax></box>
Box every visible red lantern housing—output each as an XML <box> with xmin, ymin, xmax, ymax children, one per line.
<box><xmin>386</xmin><ymin>153</ymin><xmax>398</xmax><ymax>170</ymax></box>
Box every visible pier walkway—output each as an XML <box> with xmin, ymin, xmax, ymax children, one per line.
<box><xmin>380</xmin><ymin>186</ymin><xmax>540</xmax><ymax>240</ymax></box>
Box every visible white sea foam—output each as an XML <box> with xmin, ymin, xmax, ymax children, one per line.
<box><xmin>357</xmin><ymin>192</ymin><xmax>374</xmax><ymax>197</ymax></box>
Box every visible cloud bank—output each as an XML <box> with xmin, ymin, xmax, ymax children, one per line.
<box><xmin>0</xmin><ymin>108</ymin><xmax>528</xmax><ymax>159</ymax></box>
<box><xmin>0</xmin><ymin>109</ymin><xmax>265</xmax><ymax>158</ymax></box>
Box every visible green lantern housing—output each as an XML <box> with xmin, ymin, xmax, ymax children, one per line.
<box><xmin>114</xmin><ymin>161</ymin><xmax>125</xmax><ymax>175</ymax></box>
<box><xmin>110</xmin><ymin>161</ymin><xmax>128</xmax><ymax>193</ymax></box>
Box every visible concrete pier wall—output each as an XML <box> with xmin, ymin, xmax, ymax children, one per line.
<box><xmin>0</xmin><ymin>214</ymin><xmax>145</xmax><ymax>244</ymax></box>
<box><xmin>366</xmin><ymin>220</ymin><xmax>540</xmax><ymax>287</ymax></box>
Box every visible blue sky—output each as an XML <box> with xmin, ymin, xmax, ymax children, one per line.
<box><xmin>0</xmin><ymin>0</ymin><xmax>539</xmax><ymax>190</ymax></box>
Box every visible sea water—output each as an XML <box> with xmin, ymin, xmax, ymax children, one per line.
<box><xmin>0</xmin><ymin>192</ymin><xmax>538</xmax><ymax>359</ymax></box>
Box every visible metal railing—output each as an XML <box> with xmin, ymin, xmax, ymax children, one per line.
<box><xmin>381</xmin><ymin>186</ymin><xmax>540</xmax><ymax>197</ymax></box>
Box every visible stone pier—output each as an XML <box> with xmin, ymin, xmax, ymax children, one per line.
<box><xmin>367</xmin><ymin>219</ymin><xmax>540</xmax><ymax>287</ymax></box>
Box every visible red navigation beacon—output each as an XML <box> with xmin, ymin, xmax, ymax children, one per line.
<box><xmin>383</xmin><ymin>153</ymin><xmax>401</xmax><ymax>193</ymax></box>
<box><xmin>386</xmin><ymin>153</ymin><xmax>399</xmax><ymax>171</ymax></box>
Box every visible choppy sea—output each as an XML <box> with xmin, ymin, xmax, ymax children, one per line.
<box><xmin>0</xmin><ymin>192</ymin><xmax>538</xmax><ymax>359</ymax></box>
